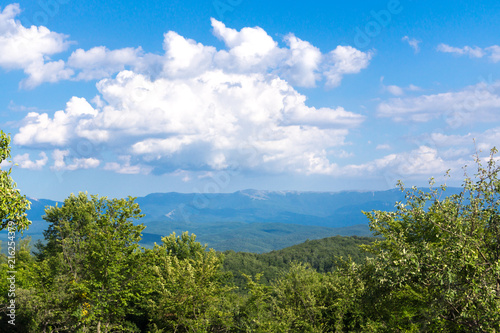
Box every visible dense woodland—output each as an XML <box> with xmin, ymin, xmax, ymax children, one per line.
<box><xmin>222</xmin><ymin>235</ymin><xmax>375</xmax><ymax>290</ymax></box>
<box><xmin>1</xmin><ymin>131</ymin><xmax>500</xmax><ymax>332</ymax></box>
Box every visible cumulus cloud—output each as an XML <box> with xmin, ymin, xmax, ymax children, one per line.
<box><xmin>12</xmin><ymin>152</ymin><xmax>48</xmax><ymax>170</ymax></box>
<box><xmin>50</xmin><ymin>149</ymin><xmax>100</xmax><ymax>171</ymax></box>
<box><xmin>68</xmin><ymin>46</ymin><xmax>144</xmax><ymax>81</ymax></box>
<box><xmin>17</xmin><ymin>68</ymin><xmax>364</xmax><ymax>175</ymax></box>
<box><xmin>377</xmin><ymin>81</ymin><xmax>500</xmax><ymax>125</ymax></box>
<box><xmin>0</xmin><ymin>3</ymin><xmax>72</xmax><ymax>88</ymax></box>
<box><xmin>14</xmin><ymin>97</ymin><xmax>99</xmax><ymax>146</ymax></box>
<box><xmin>210</xmin><ymin>19</ymin><xmax>371</xmax><ymax>88</ymax></box>
<box><xmin>2</xmin><ymin>6</ymin><xmax>372</xmax><ymax>89</ymax></box>
<box><xmin>10</xmin><ymin>11</ymin><xmax>373</xmax><ymax>175</ymax></box>
<box><xmin>343</xmin><ymin>146</ymin><xmax>452</xmax><ymax>177</ymax></box>
<box><xmin>279</xmin><ymin>34</ymin><xmax>322</xmax><ymax>87</ymax></box>
<box><xmin>324</xmin><ymin>46</ymin><xmax>373</xmax><ymax>87</ymax></box>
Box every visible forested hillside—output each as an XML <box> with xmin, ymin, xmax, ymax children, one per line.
<box><xmin>222</xmin><ymin>235</ymin><xmax>375</xmax><ymax>289</ymax></box>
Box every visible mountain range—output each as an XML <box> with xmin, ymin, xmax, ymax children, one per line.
<box><xmin>6</xmin><ymin>187</ymin><xmax>462</xmax><ymax>253</ymax></box>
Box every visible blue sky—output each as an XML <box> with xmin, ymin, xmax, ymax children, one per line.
<box><xmin>1</xmin><ymin>0</ymin><xmax>500</xmax><ymax>200</ymax></box>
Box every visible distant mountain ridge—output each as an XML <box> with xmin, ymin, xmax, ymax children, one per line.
<box><xmin>135</xmin><ymin>188</ymin><xmax>408</xmax><ymax>227</ymax></box>
<box><xmin>7</xmin><ymin>187</ymin><xmax>462</xmax><ymax>253</ymax></box>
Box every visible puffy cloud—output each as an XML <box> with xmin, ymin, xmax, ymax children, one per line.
<box><xmin>377</xmin><ymin>81</ymin><xmax>500</xmax><ymax>125</ymax></box>
<box><xmin>279</xmin><ymin>34</ymin><xmax>322</xmax><ymax>87</ymax></box>
<box><xmin>12</xmin><ymin>152</ymin><xmax>48</xmax><ymax>170</ymax></box>
<box><xmin>11</xmin><ymin>14</ymin><xmax>372</xmax><ymax>175</ymax></box>
<box><xmin>324</xmin><ymin>46</ymin><xmax>373</xmax><ymax>87</ymax></box>
<box><xmin>211</xmin><ymin>19</ymin><xmax>371</xmax><ymax>88</ymax></box>
<box><xmin>344</xmin><ymin>146</ymin><xmax>451</xmax><ymax>177</ymax></box>
<box><xmin>162</xmin><ymin>31</ymin><xmax>216</xmax><ymax>78</ymax></box>
<box><xmin>22</xmin><ymin>60</ymin><xmax>74</xmax><ymax>89</ymax></box>
<box><xmin>17</xmin><ymin>68</ymin><xmax>364</xmax><ymax>175</ymax></box>
<box><xmin>2</xmin><ymin>7</ymin><xmax>372</xmax><ymax>89</ymax></box>
<box><xmin>0</xmin><ymin>3</ymin><xmax>72</xmax><ymax>88</ymax></box>
<box><xmin>14</xmin><ymin>97</ymin><xmax>99</xmax><ymax>146</ymax></box>
<box><xmin>51</xmin><ymin>149</ymin><xmax>100</xmax><ymax>171</ymax></box>
<box><xmin>211</xmin><ymin>18</ymin><xmax>280</xmax><ymax>72</ymax></box>
<box><xmin>68</xmin><ymin>46</ymin><xmax>143</xmax><ymax>81</ymax></box>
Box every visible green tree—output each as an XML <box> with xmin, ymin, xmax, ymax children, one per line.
<box><xmin>146</xmin><ymin>232</ymin><xmax>235</xmax><ymax>332</ymax></box>
<box><xmin>32</xmin><ymin>193</ymin><xmax>146</xmax><ymax>332</ymax></box>
<box><xmin>0</xmin><ymin>130</ymin><xmax>31</xmax><ymax>231</ymax></box>
<box><xmin>362</xmin><ymin>148</ymin><xmax>500</xmax><ymax>332</ymax></box>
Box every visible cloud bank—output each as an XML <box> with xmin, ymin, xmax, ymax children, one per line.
<box><xmin>7</xmin><ymin>8</ymin><xmax>372</xmax><ymax>176</ymax></box>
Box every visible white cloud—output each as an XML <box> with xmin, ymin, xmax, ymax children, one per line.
<box><xmin>68</xmin><ymin>46</ymin><xmax>143</xmax><ymax>81</ymax></box>
<box><xmin>2</xmin><ymin>7</ymin><xmax>372</xmax><ymax>89</ymax></box>
<box><xmin>386</xmin><ymin>85</ymin><xmax>404</xmax><ymax>96</ymax></box>
<box><xmin>210</xmin><ymin>19</ymin><xmax>371</xmax><ymax>88</ymax></box>
<box><xmin>324</xmin><ymin>46</ymin><xmax>373</xmax><ymax>87</ymax></box>
<box><xmin>343</xmin><ymin>146</ymin><xmax>451</xmax><ymax>177</ymax></box>
<box><xmin>11</xmin><ymin>14</ymin><xmax>373</xmax><ymax>176</ymax></box>
<box><xmin>402</xmin><ymin>36</ymin><xmax>421</xmax><ymax>53</ymax></box>
<box><xmin>429</xmin><ymin>127</ymin><xmax>500</xmax><ymax>152</ymax></box>
<box><xmin>211</xmin><ymin>18</ymin><xmax>280</xmax><ymax>72</ymax></box>
<box><xmin>22</xmin><ymin>60</ymin><xmax>74</xmax><ymax>89</ymax></box>
<box><xmin>437</xmin><ymin>43</ymin><xmax>484</xmax><ymax>58</ymax></box>
<box><xmin>0</xmin><ymin>3</ymin><xmax>72</xmax><ymax>88</ymax></box>
<box><xmin>103</xmin><ymin>155</ymin><xmax>151</xmax><ymax>174</ymax></box>
<box><xmin>380</xmin><ymin>77</ymin><xmax>421</xmax><ymax>96</ymax></box>
<box><xmin>161</xmin><ymin>31</ymin><xmax>216</xmax><ymax>78</ymax></box>
<box><xmin>486</xmin><ymin>45</ymin><xmax>500</xmax><ymax>63</ymax></box>
<box><xmin>437</xmin><ymin>43</ymin><xmax>500</xmax><ymax>62</ymax></box>
<box><xmin>14</xmin><ymin>97</ymin><xmax>99</xmax><ymax>146</ymax></box>
<box><xmin>12</xmin><ymin>152</ymin><xmax>48</xmax><ymax>170</ymax></box>
<box><xmin>279</xmin><ymin>34</ymin><xmax>322</xmax><ymax>87</ymax></box>
<box><xmin>377</xmin><ymin>81</ymin><xmax>500</xmax><ymax>125</ymax></box>
<box><xmin>17</xmin><ymin>69</ymin><xmax>364</xmax><ymax>175</ymax></box>
<box><xmin>51</xmin><ymin>149</ymin><xmax>100</xmax><ymax>171</ymax></box>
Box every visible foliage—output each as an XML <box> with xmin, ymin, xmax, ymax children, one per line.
<box><xmin>0</xmin><ymin>130</ymin><xmax>31</xmax><ymax>231</ymax></box>
<box><xmin>24</xmin><ymin>193</ymin><xmax>146</xmax><ymax>332</ymax></box>
<box><xmin>145</xmin><ymin>232</ymin><xmax>235</xmax><ymax>332</ymax></box>
<box><xmin>362</xmin><ymin>148</ymin><xmax>500</xmax><ymax>332</ymax></box>
<box><xmin>222</xmin><ymin>235</ymin><xmax>375</xmax><ymax>290</ymax></box>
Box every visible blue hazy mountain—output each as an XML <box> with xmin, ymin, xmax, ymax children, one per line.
<box><xmin>5</xmin><ymin>187</ymin><xmax>462</xmax><ymax>253</ymax></box>
<box><xmin>135</xmin><ymin>189</ymin><xmax>408</xmax><ymax>227</ymax></box>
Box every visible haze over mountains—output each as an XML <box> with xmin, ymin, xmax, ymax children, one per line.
<box><xmin>17</xmin><ymin>187</ymin><xmax>461</xmax><ymax>252</ymax></box>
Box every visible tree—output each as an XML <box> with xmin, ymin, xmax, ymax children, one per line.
<box><xmin>0</xmin><ymin>130</ymin><xmax>31</xmax><ymax>231</ymax></box>
<box><xmin>146</xmin><ymin>232</ymin><xmax>235</xmax><ymax>332</ymax></box>
<box><xmin>33</xmin><ymin>193</ymin><xmax>146</xmax><ymax>332</ymax></box>
<box><xmin>362</xmin><ymin>148</ymin><xmax>500</xmax><ymax>332</ymax></box>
